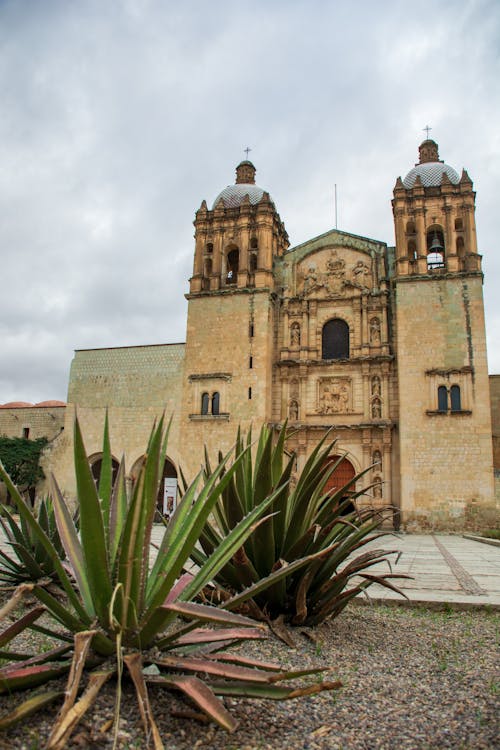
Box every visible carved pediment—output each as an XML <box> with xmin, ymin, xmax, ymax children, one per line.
<box><xmin>297</xmin><ymin>247</ymin><xmax>374</xmax><ymax>298</ymax></box>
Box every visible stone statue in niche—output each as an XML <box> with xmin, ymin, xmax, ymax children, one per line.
<box><xmin>371</xmin><ymin>397</ymin><xmax>382</xmax><ymax>419</ymax></box>
<box><xmin>372</xmin><ymin>449</ymin><xmax>382</xmax><ymax>469</ymax></box>
<box><xmin>289</xmin><ymin>400</ymin><xmax>299</xmax><ymax>421</ymax></box>
<box><xmin>371</xmin><ymin>376</ymin><xmax>381</xmax><ymax>396</ymax></box>
<box><xmin>373</xmin><ymin>475</ymin><xmax>383</xmax><ymax>499</ymax></box>
<box><xmin>317</xmin><ymin>377</ymin><xmax>351</xmax><ymax>415</ymax></box>
<box><xmin>351</xmin><ymin>260</ymin><xmax>371</xmax><ymax>289</ymax></box>
<box><xmin>370</xmin><ymin>317</ymin><xmax>381</xmax><ymax>344</ymax></box>
<box><xmin>290</xmin><ymin>322</ymin><xmax>300</xmax><ymax>347</ymax></box>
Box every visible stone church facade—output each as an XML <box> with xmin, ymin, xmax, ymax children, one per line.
<box><xmin>1</xmin><ymin>140</ymin><xmax>498</xmax><ymax>530</ymax></box>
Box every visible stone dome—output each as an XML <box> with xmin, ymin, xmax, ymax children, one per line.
<box><xmin>402</xmin><ymin>139</ymin><xmax>460</xmax><ymax>188</ymax></box>
<box><xmin>212</xmin><ymin>160</ymin><xmax>271</xmax><ymax>209</ymax></box>
<box><xmin>212</xmin><ymin>183</ymin><xmax>265</xmax><ymax>209</ymax></box>
<box><xmin>403</xmin><ymin>161</ymin><xmax>460</xmax><ymax>189</ymax></box>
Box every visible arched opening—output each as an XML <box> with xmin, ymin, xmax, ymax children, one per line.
<box><xmin>249</xmin><ymin>252</ymin><xmax>258</xmax><ymax>272</ymax></box>
<box><xmin>89</xmin><ymin>454</ymin><xmax>120</xmax><ymax>490</ymax></box>
<box><xmin>323</xmin><ymin>455</ymin><xmax>356</xmax><ymax>514</ymax></box>
<box><xmin>454</xmin><ymin>218</ymin><xmax>464</xmax><ymax>232</ymax></box>
<box><xmin>201</xmin><ymin>392</ymin><xmax>209</xmax><ymax>415</ymax></box>
<box><xmin>426</xmin><ymin>227</ymin><xmax>445</xmax><ymax>269</ymax></box>
<box><xmin>407</xmin><ymin>239</ymin><xmax>417</xmax><ymax>260</ymax></box>
<box><xmin>212</xmin><ymin>391</ymin><xmax>220</xmax><ymax>415</ymax></box>
<box><xmin>450</xmin><ymin>385</ymin><xmax>461</xmax><ymax>412</ymax></box>
<box><xmin>204</xmin><ymin>258</ymin><xmax>212</xmax><ymax>276</ymax></box>
<box><xmin>157</xmin><ymin>458</ymin><xmax>178</xmax><ymax>519</ymax></box>
<box><xmin>406</xmin><ymin>221</ymin><xmax>416</xmax><ymax>234</ymax></box>
<box><xmin>226</xmin><ymin>248</ymin><xmax>239</xmax><ymax>284</ymax></box>
<box><xmin>322</xmin><ymin>319</ymin><xmax>349</xmax><ymax>360</ymax></box>
<box><xmin>438</xmin><ymin>385</ymin><xmax>448</xmax><ymax>412</ymax></box>
<box><xmin>206</xmin><ymin>242</ymin><xmax>213</xmax><ymax>253</ymax></box>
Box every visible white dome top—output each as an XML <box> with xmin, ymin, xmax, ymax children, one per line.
<box><xmin>403</xmin><ymin>161</ymin><xmax>460</xmax><ymax>189</ymax></box>
<box><xmin>212</xmin><ymin>183</ymin><xmax>265</xmax><ymax>209</ymax></box>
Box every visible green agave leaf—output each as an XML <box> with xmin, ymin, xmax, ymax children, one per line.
<box><xmin>0</xmin><ymin>690</ymin><xmax>65</xmax><ymax>729</ymax></box>
<box><xmin>0</xmin><ymin>607</ymin><xmax>45</xmax><ymax>648</ymax></box>
<box><xmin>50</xmin><ymin>474</ymin><xmax>94</xmax><ymax>616</ymax></box>
<box><xmin>73</xmin><ymin>418</ymin><xmax>112</xmax><ymax>624</ymax></box>
<box><xmin>0</xmin><ymin>662</ymin><xmax>72</xmax><ymax>693</ymax></box>
<box><xmin>0</xmin><ymin>461</ymin><xmax>89</xmax><ymax>621</ymax></box>
<box><xmin>98</xmin><ymin>410</ymin><xmax>113</xmax><ymax>534</ymax></box>
<box><xmin>109</xmin><ymin>456</ymin><xmax>128</xmax><ymax>568</ymax></box>
<box><xmin>210</xmin><ymin>678</ymin><xmax>342</xmax><ymax>700</ymax></box>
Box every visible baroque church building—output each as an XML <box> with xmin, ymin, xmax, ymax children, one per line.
<box><xmin>2</xmin><ymin>140</ymin><xmax>498</xmax><ymax>530</ymax></box>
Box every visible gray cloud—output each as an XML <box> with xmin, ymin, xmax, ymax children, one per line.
<box><xmin>1</xmin><ymin>0</ymin><xmax>499</xmax><ymax>403</ymax></box>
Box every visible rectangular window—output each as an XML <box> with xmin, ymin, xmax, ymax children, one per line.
<box><xmin>249</xmin><ymin>356</ymin><xmax>253</xmax><ymax>369</ymax></box>
<box><xmin>249</xmin><ymin>323</ymin><xmax>254</xmax><ymax>338</ymax></box>
<box><xmin>22</xmin><ymin>427</ymin><xmax>30</xmax><ymax>439</ymax></box>
<box><xmin>248</xmin><ymin>387</ymin><xmax>252</xmax><ymax>399</ymax></box>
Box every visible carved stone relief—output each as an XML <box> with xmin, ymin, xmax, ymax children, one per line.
<box><xmin>290</xmin><ymin>322</ymin><xmax>300</xmax><ymax>347</ymax></box>
<box><xmin>289</xmin><ymin>400</ymin><xmax>299</xmax><ymax>420</ymax></box>
<box><xmin>369</xmin><ymin>317</ymin><xmax>381</xmax><ymax>344</ymax></box>
<box><xmin>373</xmin><ymin>474</ymin><xmax>383</xmax><ymax>499</ymax></box>
<box><xmin>298</xmin><ymin>249</ymin><xmax>373</xmax><ymax>299</ymax></box>
<box><xmin>317</xmin><ymin>377</ymin><xmax>352</xmax><ymax>415</ymax></box>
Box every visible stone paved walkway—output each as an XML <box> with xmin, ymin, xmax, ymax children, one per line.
<box><xmin>358</xmin><ymin>533</ymin><xmax>500</xmax><ymax>610</ymax></box>
<box><xmin>1</xmin><ymin>525</ymin><xmax>499</xmax><ymax>610</ymax></box>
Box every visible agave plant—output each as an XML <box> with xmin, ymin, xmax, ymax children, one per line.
<box><xmin>0</xmin><ymin>416</ymin><xmax>339</xmax><ymax>749</ymax></box>
<box><xmin>0</xmin><ymin>497</ymin><xmax>72</xmax><ymax>586</ymax></box>
<box><xmin>192</xmin><ymin>424</ymin><xmax>410</xmax><ymax>627</ymax></box>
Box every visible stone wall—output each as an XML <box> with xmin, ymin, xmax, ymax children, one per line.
<box><xmin>42</xmin><ymin>344</ymin><xmax>185</xmax><ymax>500</ymax></box>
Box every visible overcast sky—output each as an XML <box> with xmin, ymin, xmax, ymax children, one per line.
<box><xmin>1</xmin><ymin>0</ymin><xmax>499</xmax><ymax>403</ymax></box>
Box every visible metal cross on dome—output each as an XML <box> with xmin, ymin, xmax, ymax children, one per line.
<box><xmin>423</xmin><ymin>125</ymin><xmax>432</xmax><ymax>139</ymax></box>
<box><xmin>244</xmin><ymin>146</ymin><xmax>252</xmax><ymax>159</ymax></box>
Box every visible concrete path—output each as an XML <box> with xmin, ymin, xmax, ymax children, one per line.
<box><xmin>357</xmin><ymin>533</ymin><xmax>500</xmax><ymax>610</ymax></box>
<box><xmin>1</xmin><ymin>524</ymin><xmax>499</xmax><ymax>610</ymax></box>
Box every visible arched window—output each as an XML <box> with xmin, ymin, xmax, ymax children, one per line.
<box><xmin>408</xmin><ymin>239</ymin><xmax>417</xmax><ymax>259</ymax></box>
<box><xmin>201</xmin><ymin>392</ymin><xmax>209</xmax><ymax>415</ymax></box>
<box><xmin>406</xmin><ymin>221</ymin><xmax>416</xmax><ymax>234</ymax></box>
<box><xmin>206</xmin><ymin>242</ymin><xmax>213</xmax><ymax>253</ymax></box>
<box><xmin>212</xmin><ymin>392</ymin><xmax>220</xmax><ymax>415</ymax></box>
<box><xmin>249</xmin><ymin>252</ymin><xmax>258</xmax><ymax>271</ymax></box>
<box><xmin>226</xmin><ymin>249</ymin><xmax>239</xmax><ymax>284</ymax></box>
<box><xmin>438</xmin><ymin>386</ymin><xmax>448</xmax><ymax>412</ymax></box>
<box><xmin>322</xmin><ymin>319</ymin><xmax>349</xmax><ymax>360</ymax></box>
<box><xmin>454</xmin><ymin>218</ymin><xmax>464</xmax><ymax>232</ymax></box>
<box><xmin>450</xmin><ymin>385</ymin><xmax>461</xmax><ymax>412</ymax></box>
<box><xmin>426</xmin><ymin>227</ymin><xmax>445</xmax><ymax>269</ymax></box>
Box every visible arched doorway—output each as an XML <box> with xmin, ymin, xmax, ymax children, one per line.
<box><xmin>156</xmin><ymin>458</ymin><xmax>178</xmax><ymax>520</ymax></box>
<box><xmin>89</xmin><ymin>454</ymin><xmax>120</xmax><ymax>490</ymax></box>
<box><xmin>323</xmin><ymin>455</ymin><xmax>356</xmax><ymax>513</ymax></box>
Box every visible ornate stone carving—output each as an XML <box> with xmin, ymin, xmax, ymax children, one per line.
<box><xmin>290</xmin><ymin>322</ymin><xmax>300</xmax><ymax>347</ymax></box>
<box><xmin>373</xmin><ymin>474</ymin><xmax>383</xmax><ymax>499</ymax></box>
<box><xmin>372</xmin><ymin>449</ymin><xmax>382</xmax><ymax>469</ymax></box>
<box><xmin>299</xmin><ymin>250</ymin><xmax>347</xmax><ymax>298</ymax></box>
<box><xmin>370</xmin><ymin>317</ymin><xmax>381</xmax><ymax>344</ymax></box>
<box><xmin>351</xmin><ymin>260</ymin><xmax>371</xmax><ymax>289</ymax></box>
<box><xmin>317</xmin><ymin>377</ymin><xmax>351</xmax><ymax>415</ymax></box>
<box><xmin>289</xmin><ymin>400</ymin><xmax>299</xmax><ymax>420</ymax></box>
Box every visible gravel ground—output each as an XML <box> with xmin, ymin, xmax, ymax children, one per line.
<box><xmin>0</xmin><ymin>604</ymin><xmax>498</xmax><ymax>750</ymax></box>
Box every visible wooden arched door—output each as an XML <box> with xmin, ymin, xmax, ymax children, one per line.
<box><xmin>323</xmin><ymin>455</ymin><xmax>356</xmax><ymax>513</ymax></box>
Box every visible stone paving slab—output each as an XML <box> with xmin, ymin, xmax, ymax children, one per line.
<box><xmin>357</xmin><ymin>533</ymin><xmax>500</xmax><ymax>610</ymax></box>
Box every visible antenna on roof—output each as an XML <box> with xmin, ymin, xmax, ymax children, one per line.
<box><xmin>334</xmin><ymin>184</ymin><xmax>338</xmax><ymax>229</ymax></box>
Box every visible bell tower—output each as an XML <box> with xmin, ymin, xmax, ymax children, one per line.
<box><xmin>392</xmin><ymin>140</ymin><xmax>494</xmax><ymax>528</ymax></box>
<box><xmin>180</xmin><ymin>161</ymin><xmax>289</xmax><ymax>477</ymax></box>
